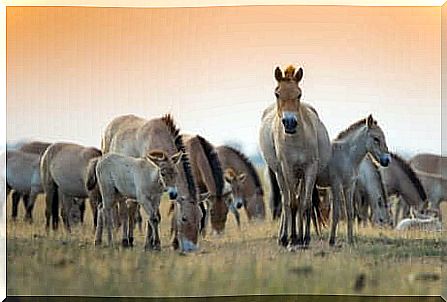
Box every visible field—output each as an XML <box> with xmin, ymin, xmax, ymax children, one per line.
<box><xmin>6</xmin><ymin>194</ymin><xmax>447</xmax><ymax>298</ymax></box>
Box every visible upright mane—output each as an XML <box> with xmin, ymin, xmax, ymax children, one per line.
<box><xmin>161</xmin><ymin>114</ymin><xmax>197</xmax><ymax>200</ymax></box>
<box><xmin>196</xmin><ymin>135</ymin><xmax>224</xmax><ymax>198</ymax></box>
<box><xmin>390</xmin><ymin>153</ymin><xmax>427</xmax><ymax>201</ymax></box>
<box><xmin>335</xmin><ymin>118</ymin><xmax>367</xmax><ymax>140</ymax></box>
<box><xmin>221</xmin><ymin>145</ymin><xmax>264</xmax><ymax>195</ymax></box>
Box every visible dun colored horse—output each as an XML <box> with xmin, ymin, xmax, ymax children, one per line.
<box><xmin>40</xmin><ymin>142</ymin><xmax>102</xmax><ymax>232</ymax></box>
<box><xmin>91</xmin><ymin>150</ymin><xmax>183</xmax><ymax>250</ymax></box>
<box><xmin>317</xmin><ymin>115</ymin><xmax>390</xmax><ymax>245</ymax></box>
<box><xmin>260</xmin><ymin>65</ymin><xmax>331</xmax><ymax>248</ymax></box>
<box><xmin>102</xmin><ymin>114</ymin><xmax>203</xmax><ymax>252</ymax></box>
<box><xmin>354</xmin><ymin>154</ymin><xmax>392</xmax><ymax>227</ymax></box>
<box><xmin>381</xmin><ymin>153</ymin><xmax>429</xmax><ymax>224</ymax></box>
<box><xmin>217</xmin><ymin>145</ymin><xmax>266</xmax><ymax>221</ymax></box>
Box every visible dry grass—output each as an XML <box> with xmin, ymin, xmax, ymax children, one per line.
<box><xmin>6</xmin><ymin>195</ymin><xmax>447</xmax><ymax>297</ymax></box>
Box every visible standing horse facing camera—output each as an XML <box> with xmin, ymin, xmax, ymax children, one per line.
<box><xmin>259</xmin><ymin>65</ymin><xmax>331</xmax><ymax>248</ymax></box>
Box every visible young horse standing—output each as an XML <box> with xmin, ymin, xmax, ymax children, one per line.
<box><xmin>259</xmin><ymin>65</ymin><xmax>331</xmax><ymax>248</ymax></box>
<box><xmin>102</xmin><ymin>114</ymin><xmax>203</xmax><ymax>252</ymax></box>
<box><xmin>317</xmin><ymin>115</ymin><xmax>391</xmax><ymax>245</ymax></box>
<box><xmin>92</xmin><ymin>151</ymin><xmax>183</xmax><ymax>250</ymax></box>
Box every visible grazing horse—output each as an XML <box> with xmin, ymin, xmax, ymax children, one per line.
<box><xmin>183</xmin><ymin>135</ymin><xmax>232</xmax><ymax>235</ymax></box>
<box><xmin>92</xmin><ymin>150</ymin><xmax>183</xmax><ymax>249</ymax></box>
<box><xmin>216</xmin><ymin>145</ymin><xmax>266</xmax><ymax>221</ymax></box>
<box><xmin>259</xmin><ymin>65</ymin><xmax>331</xmax><ymax>248</ymax></box>
<box><xmin>412</xmin><ymin>170</ymin><xmax>447</xmax><ymax>221</ymax></box>
<box><xmin>40</xmin><ymin>143</ymin><xmax>102</xmax><ymax>231</ymax></box>
<box><xmin>409</xmin><ymin>153</ymin><xmax>447</xmax><ymax>178</ymax></box>
<box><xmin>6</xmin><ymin>150</ymin><xmax>43</xmax><ymax>222</ymax></box>
<box><xmin>409</xmin><ymin>153</ymin><xmax>447</xmax><ymax>220</ymax></box>
<box><xmin>380</xmin><ymin>153</ymin><xmax>429</xmax><ymax>225</ymax></box>
<box><xmin>6</xmin><ymin>141</ymin><xmax>51</xmax><ymax>222</ymax></box>
<box><xmin>102</xmin><ymin>114</ymin><xmax>203</xmax><ymax>252</ymax></box>
<box><xmin>354</xmin><ymin>154</ymin><xmax>392</xmax><ymax>227</ymax></box>
<box><xmin>317</xmin><ymin>115</ymin><xmax>390</xmax><ymax>245</ymax></box>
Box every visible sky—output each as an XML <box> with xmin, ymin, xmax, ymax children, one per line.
<box><xmin>6</xmin><ymin>5</ymin><xmax>444</xmax><ymax>157</ymax></box>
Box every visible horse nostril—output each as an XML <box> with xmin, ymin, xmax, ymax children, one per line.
<box><xmin>169</xmin><ymin>191</ymin><xmax>178</xmax><ymax>200</ymax></box>
<box><xmin>236</xmin><ymin>203</ymin><xmax>242</xmax><ymax>209</ymax></box>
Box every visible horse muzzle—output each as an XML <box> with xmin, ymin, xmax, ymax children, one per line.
<box><xmin>281</xmin><ymin>112</ymin><xmax>298</xmax><ymax>134</ymax></box>
<box><xmin>379</xmin><ymin>153</ymin><xmax>391</xmax><ymax>167</ymax></box>
<box><xmin>180</xmin><ymin>238</ymin><xmax>198</xmax><ymax>253</ymax></box>
<box><xmin>167</xmin><ymin>187</ymin><xmax>178</xmax><ymax>200</ymax></box>
<box><xmin>234</xmin><ymin>197</ymin><xmax>244</xmax><ymax>209</ymax></box>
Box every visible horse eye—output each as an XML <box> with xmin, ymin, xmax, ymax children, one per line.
<box><xmin>297</xmin><ymin>93</ymin><xmax>302</xmax><ymax>100</ymax></box>
<box><xmin>182</xmin><ymin>216</ymin><xmax>187</xmax><ymax>222</ymax></box>
<box><xmin>373</xmin><ymin>137</ymin><xmax>380</xmax><ymax>144</ymax></box>
<box><xmin>275</xmin><ymin>91</ymin><xmax>279</xmax><ymax>98</ymax></box>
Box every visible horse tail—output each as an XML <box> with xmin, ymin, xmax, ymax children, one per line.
<box><xmin>40</xmin><ymin>146</ymin><xmax>59</xmax><ymax>230</ymax></box>
<box><xmin>86</xmin><ymin>157</ymin><xmax>100</xmax><ymax>191</ymax></box>
<box><xmin>268</xmin><ymin>168</ymin><xmax>281</xmax><ymax>220</ymax></box>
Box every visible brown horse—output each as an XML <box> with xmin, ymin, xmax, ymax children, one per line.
<box><xmin>216</xmin><ymin>145</ymin><xmax>265</xmax><ymax>221</ymax></box>
<box><xmin>102</xmin><ymin>114</ymin><xmax>203</xmax><ymax>252</ymax></box>
<box><xmin>259</xmin><ymin>65</ymin><xmax>332</xmax><ymax>248</ymax></box>
<box><xmin>183</xmin><ymin>135</ymin><xmax>228</xmax><ymax>235</ymax></box>
<box><xmin>381</xmin><ymin>153</ymin><xmax>429</xmax><ymax>224</ymax></box>
<box><xmin>40</xmin><ymin>142</ymin><xmax>102</xmax><ymax>232</ymax></box>
<box><xmin>409</xmin><ymin>153</ymin><xmax>446</xmax><ymax>178</ymax></box>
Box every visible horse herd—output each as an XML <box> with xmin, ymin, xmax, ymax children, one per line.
<box><xmin>6</xmin><ymin>64</ymin><xmax>446</xmax><ymax>253</ymax></box>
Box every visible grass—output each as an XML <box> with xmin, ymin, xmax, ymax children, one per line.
<box><xmin>6</xmin><ymin>195</ymin><xmax>447</xmax><ymax>297</ymax></box>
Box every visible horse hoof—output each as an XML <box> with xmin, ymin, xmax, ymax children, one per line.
<box><xmin>329</xmin><ymin>238</ymin><xmax>336</xmax><ymax>246</ymax></box>
<box><xmin>122</xmin><ymin>238</ymin><xmax>129</xmax><ymax>248</ymax></box>
<box><xmin>94</xmin><ymin>240</ymin><xmax>102</xmax><ymax>247</ymax></box>
<box><xmin>303</xmin><ymin>237</ymin><xmax>311</xmax><ymax>247</ymax></box>
<box><xmin>278</xmin><ymin>236</ymin><xmax>289</xmax><ymax>247</ymax></box>
<box><xmin>129</xmin><ymin>237</ymin><xmax>134</xmax><ymax>247</ymax></box>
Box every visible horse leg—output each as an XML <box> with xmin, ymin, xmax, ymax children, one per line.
<box><xmin>88</xmin><ymin>187</ymin><xmax>101</xmax><ymax>231</ymax></box>
<box><xmin>345</xmin><ymin>182</ymin><xmax>356</xmax><ymax>245</ymax></box>
<box><xmin>22</xmin><ymin>194</ymin><xmax>29</xmax><ymax>219</ymax></box>
<box><xmin>127</xmin><ymin>200</ymin><xmax>138</xmax><ymax>247</ymax></box>
<box><xmin>302</xmin><ymin>165</ymin><xmax>318</xmax><ymax>247</ymax></box>
<box><xmin>329</xmin><ymin>182</ymin><xmax>342</xmax><ymax>246</ymax></box>
<box><xmin>119</xmin><ymin>198</ymin><xmax>130</xmax><ymax>247</ymax></box>
<box><xmin>79</xmin><ymin>198</ymin><xmax>86</xmax><ymax>224</ymax></box>
<box><xmin>25</xmin><ymin>190</ymin><xmax>38</xmax><ymax>223</ymax></box>
<box><xmin>11</xmin><ymin>191</ymin><xmax>21</xmax><ymax>221</ymax></box>
<box><xmin>276</xmin><ymin>167</ymin><xmax>291</xmax><ymax>247</ymax></box>
<box><xmin>94</xmin><ymin>204</ymin><xmax>104</xmax><ymax>246</ymax></box>
<box><xmin>268</xmin><ymin>167</ymin><xmax>282</xmax><ymax>220</ymax></box>
<box><xmin>141</xmin><ymin>196</ymin><xmax>161</xmax><ymax>251</ymax></box>
<box><xmin>60</xmin><ymin>193</ymin><xmax>73</xmax><ymax>233</ymax></box>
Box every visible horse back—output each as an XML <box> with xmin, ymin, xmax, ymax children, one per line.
<box><xmin>102</xmin><ymin>114</ymin><xmax>145</xmax><ymax>154</ymax></box>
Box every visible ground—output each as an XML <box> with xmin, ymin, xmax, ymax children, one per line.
<box><xmin>6</xmin><ymin>195</ymin><xmax>447</xmax><ymax>297</ymax></box>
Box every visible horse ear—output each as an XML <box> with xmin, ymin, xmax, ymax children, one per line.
<box><xmin>366</xmin><ymin>114</ymin><xmax>374</xmax><ymax>128</ymax></box>
<box><xmin>274</xmin><ymin>67</ymin><xmax>283</xmax><ymax>82</ymax></box>
<box><xmin>199</xmin><ymin>192</ymin><xmax>211</xmax><ymax>202</ymax></box>
<box><xmin>237</xmin><ymin>173</ymin><xmax>247</xmax><ymax>183</ymax></box>
<box><xmin>170</xmin><ymin>151</ymin><xmax>184</xmax><ymax>165</ymax></box>
<box><xmin>295</xmin><ymin>67</ymin><xmax>303</xmax><ymax>82</ymax></box>
<box><xmin>147</xmin><ymin>151</ymin><xmax>166</xmax><ymax>166</ymax></box>
<box><xmin>224</xmin><ymin>168</ymin><xmax>235</xmax><ymax>183</ymax></box>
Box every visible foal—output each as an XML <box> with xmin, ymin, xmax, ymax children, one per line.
<box><xmin>94</xmin><ymin>150</ymin><xmax>182</xmax><ymax>250</ymax></box>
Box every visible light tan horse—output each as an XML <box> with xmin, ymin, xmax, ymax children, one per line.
<box><xmin>317</xmin><ymin>115</ymin><xmax>391</xmax><ymax>245</ymax></box>
<box><xmin>40</xmin><ymin>142</ymin><xmax>102</xmax><ymax>232</ymax></box>
<box><xmin>216</xmin><ymin>145</ymin><xmax>266</xmax><ymax>221</ymax></box>
<box><xmin>92</xmin><ymin>150</ymin><xmax>183</xmax><ymax>250</ymax></box>
<box><xmin>102</xmin><ymin>114</ymin><xmax>203</xmax><ymax>252</ymax></box>
<box><xmin>259</xmin><ymin>65</ymin><xmax>331</xmax><ymax>248</ymax></box>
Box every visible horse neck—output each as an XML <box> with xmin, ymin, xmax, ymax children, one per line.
<box><xmin>342</xmin><ymin>127</ymin><xmax>369</xmax><ymax>168</ymax></box>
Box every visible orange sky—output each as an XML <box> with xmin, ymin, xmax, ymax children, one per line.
<box><xmin>6</xmin><ymin>5</ymin><xmax>442</xmax><ymax>156</ymax></box>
